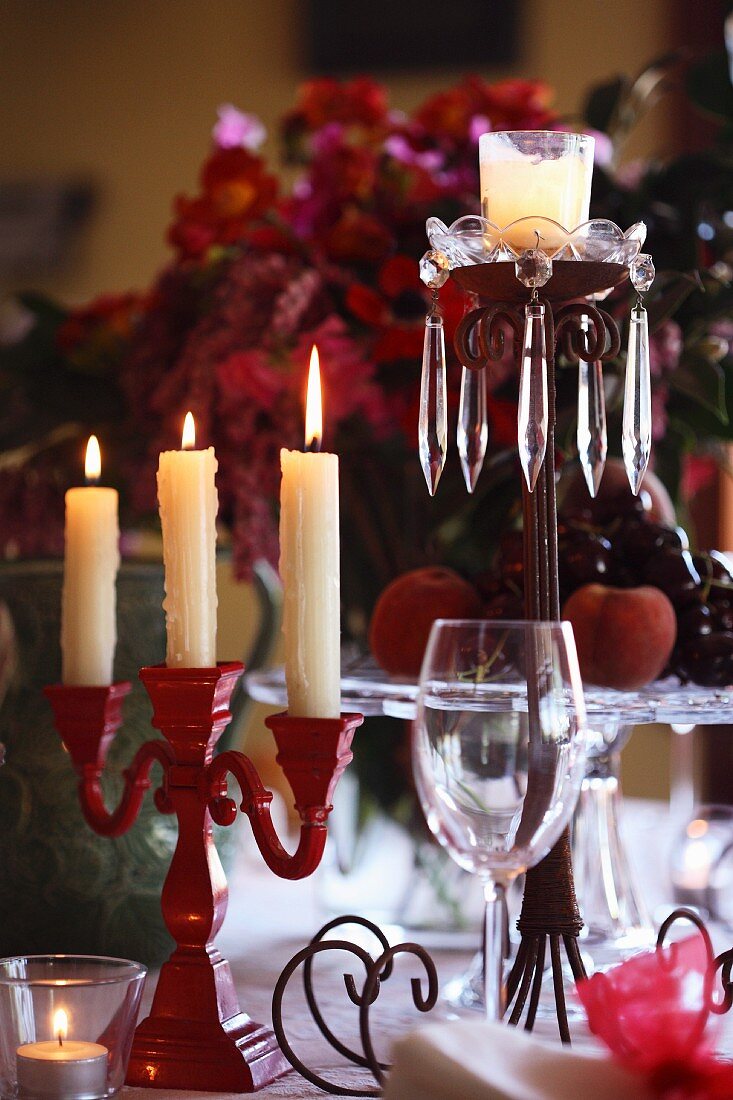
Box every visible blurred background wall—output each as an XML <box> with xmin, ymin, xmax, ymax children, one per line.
<box><xmin>0</xmin><ymin>0</ymin><xmax>689</xmax><ymax>304</ymax></box>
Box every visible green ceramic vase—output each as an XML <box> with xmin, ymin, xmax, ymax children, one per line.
<box><xmin>0</xmin><ymin>561</ymin><xmax>178</xmax><ymax>966</ymax></box>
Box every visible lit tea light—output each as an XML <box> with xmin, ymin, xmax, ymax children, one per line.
<box><xmin>17</xmin><ymin>1008</ymin><xmax>109</xmax><ymax>1099</ymax></box>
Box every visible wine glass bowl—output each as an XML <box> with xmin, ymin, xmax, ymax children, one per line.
<box><xmin>413</xmin><ymin>619</ymin><xmax>588</xmax><ymax>1019</ymax></box>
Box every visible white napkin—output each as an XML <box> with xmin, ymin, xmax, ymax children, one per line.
<box><xmin>383</xmin><ymin>1019</ymin><xmax>651</xmax><ymax>1100</ymax></box>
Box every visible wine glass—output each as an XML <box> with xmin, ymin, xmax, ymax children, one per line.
<box><xmin>413</xmin><ymin>619</ymin><xmax>588</xmax><ymax>1021</ymax></box>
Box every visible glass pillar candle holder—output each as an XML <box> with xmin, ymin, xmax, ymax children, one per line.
<box><xmin>0</xmin><ymin>956</ymin><xmax>146</xmax><ymax>1099</ymax></box>
<box><xmin>479</xmin><ymin>130</ymin><xmax>595</xmax><ymax>252</ymax></box>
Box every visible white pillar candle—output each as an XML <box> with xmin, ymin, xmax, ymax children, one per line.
<box><xmin>157</xmin><ymin>412</ymin><xmax>218</xmax><ymax>668</ymax></box>
<box><xmin>17</xmin><ymin>1010</ymin><xmax>108</xmax><ymax>1099</ymax></box>
<box><xmin>479</xmin><ymin>131</ymin><xmax>594</xmax><ymax>252</ymax></box>
<box><xmin>61</xmin><ymin>436</ymin><xmax>119</xmax><ymax>686</ymax></box>
<box><xmin>279</xmin><ymin>347</ymin><xmax>341</xmax><ymax>718</ymax></box>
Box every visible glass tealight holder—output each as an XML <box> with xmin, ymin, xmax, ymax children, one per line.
<box><xmin>479</xmin><ymin>130</ymin><xmax>595</xmax><ymax>253</ymax></box>
<box><xmin>0</xmin><ymin>955</ymin><xmax>146</xmax><ymax>1100</ymax></box>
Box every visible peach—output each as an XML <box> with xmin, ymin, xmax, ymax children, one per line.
<box><xmin>369</xmin><ymin>567</ymin><xmax>484</xmax><ymax>677</ymax></box>
<box><xmin>563</xmin><ymin>583</ymin><xmax>677</xmax><ymax>690</ymax></box>
<box><xmin>559</xmin><ymin>457</ymin><xmax>676</xmax><ymax>528</ymax></box>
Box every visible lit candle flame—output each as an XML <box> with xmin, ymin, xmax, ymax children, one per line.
<box><xmin>182</xmin><ymin>411</ymin><xmax>196</xmax><ymax>450</ymax></box>
<box><xmin>53</xmin><ymin>1009</ymin><xmax>68</xmax><ymax>1046</ymax></box>
<box><xmin>85</xmin><ymin>436</ymin><xmax>101</xmax><ymax>484</ymax></box>
<box><xmin>304</xmin><ymin>346</ymin><xmax>322</xmax><ymax>452</ymax></box>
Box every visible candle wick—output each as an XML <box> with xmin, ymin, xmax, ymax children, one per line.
<box><xmin>58</xmin><ymin>1033</ymin><xmax>63</xmax><ymax>1048</ymax></box>
<box><xmin>305</xmin><ymin>437</ymin><xmax>321</xmax><ymax>454</ymax></box>
<box><xmin>84</xmin><ymin>476</ymin><xmax>99</xmax><ymax>487</ymax></box>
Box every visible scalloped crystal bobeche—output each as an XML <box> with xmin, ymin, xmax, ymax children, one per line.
<box><xmin>424</xmin><ymin>214</ymin><xmax>647</xmax><ymax>270</ymax></box>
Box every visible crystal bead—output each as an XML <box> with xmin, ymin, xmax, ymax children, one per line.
<box><xmin>629</xmin><ymin>252</ymin><xmax>655</xmax><ymax>293</ymax></box>
<box><xmin>622</xmin><ymin>302</ymin><xmax>652</xmax><ymax>495</ymax></box>
<box><xmin>419</xmin><ymin>309</ymin><xmax>448</xmax><ymax>495</ymax></box>
<box><xmin>518</xmin><ymin>300</ymin><xmax>548</xmax><ymax>492</ymax></box>
<box><xmin>419</xmin><ymin>249</ymin><xmax>451</xmax><ymax>288</ymax></box>
<box><xmin>577</xmin><ymin>317</ymin><xmax>607</xmax><ymax>498</ymax></box>
<box><xmin>514</xmin><ymin>249</ymin><xmax>552</xmax><ymax>289</ymax></box>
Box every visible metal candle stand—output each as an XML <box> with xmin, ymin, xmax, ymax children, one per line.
<box><xmin>453</xmin><ymin>260</ymin><xmax>626</xmax><ymax>1039</ymax></box>
<box><xmin>45</xmin><ymin>663</ymin><xmax>363</xmax><ymax>1092</ymax></box>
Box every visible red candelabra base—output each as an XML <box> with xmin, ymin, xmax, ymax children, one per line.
<box><xmin>128</xmin><ymin>955</ymin><xmax>286</xmax><ymax>1092</ymax></box>
<box><xmin>45</xmin><ymin>663</ymin><xmax>362</xmax><ymax>1093</ymax></box>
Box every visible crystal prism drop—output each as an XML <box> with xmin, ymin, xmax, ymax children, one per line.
<box><xmin>577</xmin><ymin>316</ymin><xmax>607</xmax><ymax>498</ymax></box>
<box><xmin>458</xmin><ymin>366</ymin><xmax>488</xmax><ymax>493</ymax></box>
<box><xmin>457</xmin><ymin>299</ymin><xmax>488</xmax><ymax>493</ymax></box>
<box><xmin>518</xmin><ymin>300</ymin><xmax>548</xmax><ymax>493</ymax></box>
<box><xmin>622</xmin><ymin>302</ymin><xmax>652</xmax><ymax>495</ymax></box>
<box><xmin>419</xmin><ymin>309</ymin><xmax>448</xmax><ymax>495</ymax></box>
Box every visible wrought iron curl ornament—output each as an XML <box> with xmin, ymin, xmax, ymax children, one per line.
<box><xmin>271</xmin><ymin>915</ymin><xmax>439</xmax><ymax>1097</ymax></box>
<box><xmin>454</xmin><ymin>303</ymin><xmax>524</xmax><ymax>370</ymax></box>
<box><xmin>455</xmin><ymin>297</ymin><xmax>621</xmax><ymax>376</ymax></box>
<box><xmin>656</xmin><ymin>906</ymin><xmax>733</xmax><ymax>1020</ymax></box>
<box><xmin>554</xmin><ymin>302</ymin><xmax>621</xmax><ymax>364</ymax></box>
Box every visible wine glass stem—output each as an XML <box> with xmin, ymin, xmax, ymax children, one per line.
<box><xmin>483</xmin><ymin>879</ymin><xmax>506</xmax><ymax>1022</ymax></box>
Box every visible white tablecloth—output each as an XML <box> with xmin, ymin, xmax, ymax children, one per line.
<box><xmin>119</xmin><ymin>799</ymin><xmax>721</xmax><ymax>1098</ymax></box>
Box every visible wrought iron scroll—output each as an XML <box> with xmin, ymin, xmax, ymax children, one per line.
<box><xmin>272</xmin><ymin>915</ymin><xmax>439</xmax><ymax>1097</ymax></box>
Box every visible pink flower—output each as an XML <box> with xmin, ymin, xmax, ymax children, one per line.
<box><xmin>292</xmin><ymin>315</ymin><xmax>392</xmax><ymax>438</ymax></box>
<box><xmin>469</xmin><ymin>114</ymin><xmax>491</xmax><ymax>143</ymax></box>
<box><xmin>383</xmin><ymin>135</ymin><xmax>443</xmax><ymax>172</ymax></box>
<box><xmin>650</xmin><ymin>320</ymin><xmax>683</xmax><ymax>378</ymax></box>
<box><xmin>213</xmin><ymin>104</ymin><xmax>266</xmax><ymax>151</ymax></box>
<box><xmin>217</xmin><ymin>349</ymin><xmax>285</xmax><ymax>412</ymax></box>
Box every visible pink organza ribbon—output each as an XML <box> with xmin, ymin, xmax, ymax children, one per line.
<box><xmin>577</xmin><ymin>936</ymin><xmax>733</xmax><ymax>1099</ymax></box>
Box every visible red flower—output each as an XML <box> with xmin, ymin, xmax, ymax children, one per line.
<box><xmin>345</xmin><ymin>283</ymin><xmax>388</xmax><ymax>327</ymax></box>
<box><xmin>323</xmin><ymin>208</ymin><xmax>392</xmax><ymax>264</ymax></box>
<box><xmin>415</xmin><ymin>76</ymin><xmax>557</xmax><ymax>144</ymax></box>
<box><xmin>56</xmin><ymin>293</ymin><xmax>146</xmax><ymax>380</ymax></box>
<box><xmin>167</xmin><ymin>146</ymin><xmax>279</xmax><ymax>260</ymax></box>
<box><xmin>285</xmin><ymin>77</ymin><xmax>388</xmax><ymax>133</ymax></box>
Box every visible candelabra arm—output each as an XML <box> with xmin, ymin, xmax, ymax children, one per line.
<box><xmin>80</xmin><ymin>738</ymin><xmax>174</xmax><ymax>837</ymax></box>
<box><xmin>207</xmin><ymin>750</ymin><xmax>327</xmax><ymax>880</ymax></box>
<box><xmin>46</xmin><ymin>681</ymin><xmax>174</xmax><ymax>836</ymax></box>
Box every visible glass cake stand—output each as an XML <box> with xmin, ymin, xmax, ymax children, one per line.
<box><xmin>247</xmin><ymin>656</ymin><xmax>730</xmax><ymax>972</ymax></box>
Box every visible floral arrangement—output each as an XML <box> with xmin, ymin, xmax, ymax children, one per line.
<box><xmin>1</xmin><ymin>59</ymin><xmax>732</xmax><ymax>640</ymax></box>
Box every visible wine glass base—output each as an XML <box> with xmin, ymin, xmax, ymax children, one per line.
<box><xmin>442</xmin><ymin>943</ymin><xmax>595</xmax><ymax>1020</ymax></box>
<box><xmin>581</xmin><ymin>925</ymin><xmax>656</xmax><ymax>961</ymax></box>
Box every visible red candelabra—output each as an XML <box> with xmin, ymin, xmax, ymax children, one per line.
<box><xmin>45</xmin><ymin>661</ymin><xmax>362</xmax><ymax>1093</ymax></box>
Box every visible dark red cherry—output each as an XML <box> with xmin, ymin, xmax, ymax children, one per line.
<box><xmin>643</xmin><ymin>549</ymin><xmax>702</xmax><ymax>609</ymax></box>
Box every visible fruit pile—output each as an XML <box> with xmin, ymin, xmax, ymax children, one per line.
<box><xmin>368</xmin><ymin>462</ymin><xmax>733</xmax><ymax>691</ymax></box>
<box><xmin>483</xmin><ymin>467</ymin><xmax>733</xmax><ymax>689</ymax></box>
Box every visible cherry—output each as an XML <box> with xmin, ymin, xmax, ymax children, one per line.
<box><xmin>676</xmin><ymin>632</ymin><xmax>733</xmax><ymax>687</ymax></box>
<box><xmin>616</xmin><ymin>520</ymin><xmax>685</xmax><ymax>567</ymax></box>
<box><xmin>695</xmin><ymin>551</ymin><xmax>733</xmax><ymax>607</ymax></box>
<box><xmin>642</xmin><ymin>549</ymin><xmax>702</xmax><ymax>609</ymax></box>
<box><xmin>484</xmin><ymin>589</ymin><xmax>525</xmax><ymax>621</ymax></box>
<box><xmin>559</xmin><ymin>532</ymin><xmax>613</xmax><ymax>594</ymax></box>
<box><xmin>677</xmin><ymin>603</ymin><xmax>716</xmax><ymax>640</ymax></box>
